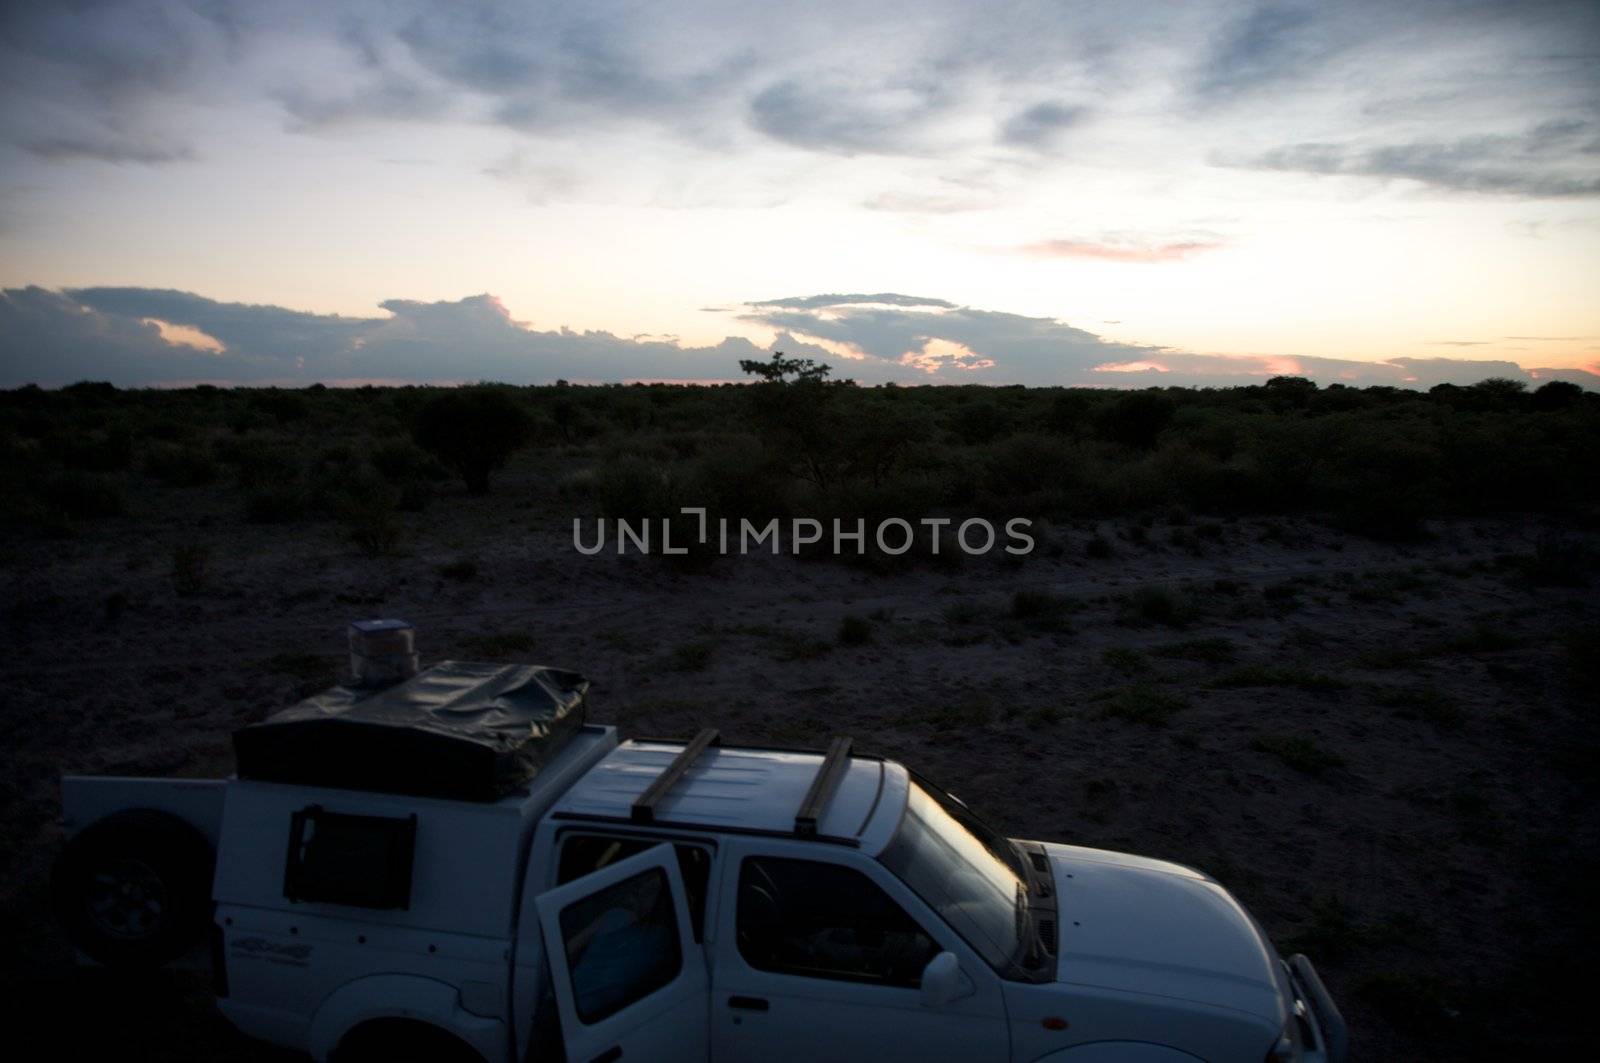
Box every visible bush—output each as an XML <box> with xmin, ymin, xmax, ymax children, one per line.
<box><xmin>370</xmin><ymin>438</ymin><xmax>447</xmax><ymax>484</ymax></box>
<box><xmin>1097</xmin><ymin>685</ymin><xmax>1187</xmax><ymax>726</ymax></box>
<box><xmin>334</xmin><ymin>474</ymin><xmax>403</xmax><ymax>556</ymax></box>
<box><xmin>171</xmin><ymin>544</ymin><xmax>210</xmax><ymax>596</ymax></box>
<box><xmin>837</xmin><ymin>614</ymin><xmax>873</xmax><ymax>646</ymax></box>
<box><xmin>244</xmin><ymin>485</ymin><xmax>306</xmax><ymax>524</ymax></box>
<box><xmin>413</xmin><ymin>388</ymin><xmax>535</xmax><ymax>494</ymax></box>
<box><xmin>1097</xmin><ymin>392</ymin><xmax>1175</xmax><ymax>449</ymax></box>
<box><xmin>34</xmin><ymin>471</ymin><xmax>125</xmax><ymax>519</ymax></box>
<box><xmin>439</xmin><ymin>557</ymin><xmax>479</xmax><ymax>581</ymax></box>
<box><xmin>145</xmin><ymin>442</ymin><xmax>220</xmax><ymax>486</ymax></box>
<box><xmin>1119</xmin><ymin>585</ymin><xmax>1198</xmax><ymax>627</ymax></box>
<box><xmin>59</xmin><ymin>426</ymin><xmax>134</xmax><ymax>472</ymax></box>
<box><xmin>1251</xmin><ymin>734</ymin><xmax>1344</xmax><ymax>775</ymax></box>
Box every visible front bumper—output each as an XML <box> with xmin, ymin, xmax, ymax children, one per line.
<box><xmin>1285</xmin><ymin>953</ymin><xmax>1349</xmax><ymax>1063</ymax></box>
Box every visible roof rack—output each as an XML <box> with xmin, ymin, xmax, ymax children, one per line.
<box><xmin>794</xmin><ymin>736</ymin><xmax>852</xmax><ymax>838</ymax></box>
<box><xmin>631</xmin><ymin>727</ymin><xmax>720</xmax><ymax>824</ymax></box>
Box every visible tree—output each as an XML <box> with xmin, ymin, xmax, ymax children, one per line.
<box><xmin>738</xmin><ymin>351</ymin><xmax>832</xmax><ymax>384</ymax></box>
<box><xmin>1531</xmin><ymin>379</ymin><xmax>1583</xmax><ymax>411</ymax></box>
<box><xmin>412</xmin><ymin>387</ymin><xmax>533</xmax><ymax>494</ymax></box>
<box><xmin>1097</xmin><ymin>391</ymin><xmax>1176</xmax><ymax>449</ymax></box>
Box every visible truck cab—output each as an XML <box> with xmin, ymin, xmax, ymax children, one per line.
<box><xmin>55</xmin><ymin>666</ymin><xmax>1347</xmax><ymax>1062</ymax></box>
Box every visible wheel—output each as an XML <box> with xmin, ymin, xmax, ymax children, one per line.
<box><xmin>333</xmin><ymin>1020</ymin><xmax>485</xmax><ymax>1063</ymax></box>
<box><xmin>51</xmin><ymin>809</ymin><xmax>215</xmax><ymax>969</ymax></box>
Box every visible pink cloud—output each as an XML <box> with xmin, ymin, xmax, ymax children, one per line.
<box><xmin>1019</xmin><ymin>240</ymin><xmax>1224</xmax><ymax>263</ymax></box>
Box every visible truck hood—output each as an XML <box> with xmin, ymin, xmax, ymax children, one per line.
<box><xmin>1043</xmin><ymin>842</ymin><xmax>1285</xmax><ymax>1022</ymax></box>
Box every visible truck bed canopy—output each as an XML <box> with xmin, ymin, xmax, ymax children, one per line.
<box><xmin>233</xmin><ymin>661</ymin><xmax>589</xmax><ymax>801</ymax></box>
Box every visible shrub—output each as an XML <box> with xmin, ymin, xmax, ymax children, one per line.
<box><xmin>244</xmin><ymin>485</ymin><xmax>306</xmax><ymax>524</ymax></box>
<box><xmin>1009</xmin><ymin>589</ymin><xmax>1073</xmax><ymax>633</ymax></box>
<box><xmin>145</xmin><ymin>442</ymin><xmax>220</xmax><ymax>486</ymax></box>
<box><xmin>34</xmin><ymin>471</ymin><xmax>125</xmax><ymax>519</ymax></box>
<box><xmin>466</xmin><ymin>631</ymin><xmax>535</xmax><ymax>657</ymax></box>
<box><xmin>1531</xmin><ymin>379</ymin><xmax>1583</xmax><ymax>411</ymax></box>
<box><xmin>1119</xmin><ymin>585</ymin><xmax>1199</xmax><ymax>628</ymax></box>
<box><xmin>439</xmin><ymin>557</ymin><xmax>479</xmax><ymax>581</ymax></box>
<box><xmin>837</xmin><ymin>614</ymin><xmax>873</xmax><ymax>646</ymax></box>
<box><xmin>171</xmin><ymin>544</ymin><xmax>210</xmax><ymax>596</ymax></box>
<box><xmin>413</xmin><ymin>388</ymin><xmax>535</xmax><ymax>494</ymax></box>
<box><xmin>669</xmin><ymin>641</ymin><xmax>715</xmax><ymax>671</ymax></box>
<box><xmin>1097</xmin><ymin>391</ymin><xmax>1176</xmax><ymax>449</ymax></box>
<box><xmin>370</xmin><ymin>438</ymin><xmax>447</xmax><ymax>484</ymax></box>
<box><xmin>1212</xmin><ymin>665</ymin><xmax>1346</xmax><ymax>692</ymax></box>
<box><xmin>950</xmin><ymin>400</ymin><xmax>1014</xmax><ymax>445</ymax></box>
<box><xmin>1377</xmin><ymin>686</ymin><xmax>1465</xmax><ymax>729</ymax></box>
<box><xmin>334</xmin><ymin>475</ymin><xmax>403</xmax><ymax>556</ymax></box>
<box><xmin>1251</xmin><ymin>733</ymin><xmax>1344</xmax><ymax>775</ymax></box>
<box><xmin>1097</xmin><ymin>685</ymin><xmax>1187</xmax><ymax>726</ymax></box>
<box><xmin>1152</xmin><ymin>637</ymin><xmax>1237</xmax><ymax>665</ymax></box>
<box><xmin>218</xmin><ymin>439</ymin><xmax>302</xmax><ymax>489</ymax></box>
<box><xmin>59</xmin><ymin>426</ymin><xmax>134</xmax><ymax>472</ymax></box>
<box><xmin>1101</xmin><ymin>647</ymin><xmax>1148</xmax><ymax>673</ymax></box>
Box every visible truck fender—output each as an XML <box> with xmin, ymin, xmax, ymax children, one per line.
<box><xmin>1029</xmin><ymin>1044</ymin><xmax>1205</xmax><ymax>1063</ymax></box>
<box><xmin>308</xmin><ymin>974</ymin><xmax>505</xmax><ymax>1063</ymax></box>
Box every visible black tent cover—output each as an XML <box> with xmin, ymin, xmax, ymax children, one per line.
<box><xmin>233</xmin><ymin>661</ymin><xmax>589</xmax><ymax>801</ymax></box>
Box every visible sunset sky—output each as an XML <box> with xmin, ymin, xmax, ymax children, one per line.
<box><xmin>1</xmin><ymin>0</ymin><xmax>1597</xmax><ymax>388</ymax></box>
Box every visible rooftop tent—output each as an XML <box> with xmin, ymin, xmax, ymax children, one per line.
<box><xmin>233</xmin><ymin>661</ymin><xmax>589</xmax><ymax>801</ymax></box>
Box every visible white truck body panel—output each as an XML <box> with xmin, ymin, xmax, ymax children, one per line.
<box><xmin>208</xmin><ymin>724</ymin><xmax>618</xmax><ymax>1059</ymax></box>
<box><xmin>61</xmin><ymin>775</ymin><xmax>228</xmax><ymax>846</ymax></box>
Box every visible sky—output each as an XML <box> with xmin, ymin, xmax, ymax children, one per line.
<box><xmin>1</xmin><ymin>0</ymin><xmax>1597</xmax><ymax>389</ymax></box>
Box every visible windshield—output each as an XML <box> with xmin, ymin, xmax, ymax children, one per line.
<box><xmin>878</xmin><ymin>781</ymin><xmax>1026</xmax><ymax>974</ymax></box>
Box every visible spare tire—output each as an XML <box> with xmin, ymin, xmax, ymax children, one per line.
<box><xmin>52</xmin><ymin>809</ymin><xmax>215</xmax><ymax>969</ymax></box>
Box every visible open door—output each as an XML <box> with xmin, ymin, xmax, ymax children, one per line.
<box><xmin>536</xmin><ymin>843</ymin><xmax>707</xmax><ymax>1063</ymax></box>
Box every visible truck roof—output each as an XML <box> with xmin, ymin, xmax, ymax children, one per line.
<box><xmin>550</xmin><ymin>737</ymin><xmax>910</xmax><ymax>853</ymax></box>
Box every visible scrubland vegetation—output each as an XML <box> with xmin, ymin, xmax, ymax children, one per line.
<box><xmin>2</xmin><ymin>368</ymin><xmax>1594</xmax><ymax>553</ymax></box>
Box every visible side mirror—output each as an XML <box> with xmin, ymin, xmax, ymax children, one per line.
<box><xmin>919</xmin><ymin>951</ymin><xmax>972</xmax><ymax>1008</ymax></box>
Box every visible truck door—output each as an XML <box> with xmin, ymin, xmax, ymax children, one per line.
<box><xmin>709</xmin><ymin>839</ymin><xmax>1010</xmax><ymax>1062</ymax></box>
<box><xmin>534</xmin><ymin>843</ymin><xmax>708</xmax><ymax>1063</ymax></box>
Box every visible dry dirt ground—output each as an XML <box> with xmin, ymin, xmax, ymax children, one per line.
<box><xmin>3</xmin><ymin>468</ymin><xmax>1597</xmax><ymax>1061</ymax></box>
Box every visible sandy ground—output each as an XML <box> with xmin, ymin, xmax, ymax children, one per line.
<box><xmin>2</xmin><ymin>466</ymin><xmax>1596</xmax><ymax>1060</ymax></box>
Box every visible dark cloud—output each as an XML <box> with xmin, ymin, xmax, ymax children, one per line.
<box><xmin>0</xmin><ymin>0</ymin><xmax>232</xmax><ymax>163</ymax></box>
<box><xmin>749</xmin><ymin>294</ymin><xmax>957</xmax><ymax>311</ymax></box>
<box><xmin>747</xmin><ymin>77</ymin><xmax>951</xmax><ymax>156</ymax></box>
<box><xmin>4</xmin><ymin>286</ymin><xmax>1595</xmax><ymax>391</ymax></box>
<box><xmin>1232</xmin><ymin>121</ymin><xmax>1600</xmax><ymax>198</ymax></box>
<box><xmin>0</xmin><ymin>287</ymin><xmax>763</xmax><ymax>387</ymax></box>
<box><xmin>2</xmin><ymin>0</ymin><xmax>1596</xmax><ymax>191</ymax></box>
<box><xmin>1190</xmin><ymin>3</ymin><xmax>1331</xmax><ymax>106</ymax></box>
<box><xmin>999</xmin><ymin>101</ymin><xmax>1087</xmax><ymax>148</ymax></box>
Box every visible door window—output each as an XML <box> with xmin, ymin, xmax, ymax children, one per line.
<box><xmin>736</xmin><ymin>856</ymin><xmax>940</xmax><ymax>987</ymax></box>
<box><xmin>557</xmin><ymin>866</ymin><xmax>683</xmax><ymax>1024</ymax></box>
<box><xmin>557</xmin><ymin>834</ymin><xmax>713</xmax><ymax>940</ymax></box>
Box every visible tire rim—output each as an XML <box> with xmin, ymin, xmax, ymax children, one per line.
<box><xmin>86</xmin><ymin>858</ymin><xmax>167</xmax><ymax>939</ymax></box>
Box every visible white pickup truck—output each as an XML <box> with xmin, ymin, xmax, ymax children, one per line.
<box><xmin>53</xmin><ymin>659</ymin><xmax>1347</xmax><ymax>1063</ymax></box>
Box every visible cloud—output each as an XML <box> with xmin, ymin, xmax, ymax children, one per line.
<box><xmin>748</xmin><ymin>293</ymin><xmax>957</xmax><ymax>311</ymax></box>
<box><xmin>747</xmin><ymin>76</ymin><xmax>953</xmax><ymax>156</ymax></box>
<box><xmin>2</xmin><ymin>0</ymin><xmax>1595</xmax><ymax>214</ymax></box>
<box><xmin>0</xmin><ymin>0</ymin><xmax>233</xmax><ymax>163</ymax></box>
<box><xmin>1231</xmin><ymin>121</ymin><xmax>1600</xmax><ymax>198</ymax></box>
<box><xmin>1189</xmin><ymin>3</ymin><xmax>1333</xmax><ymax>106</ymax></box>
<box><xmin>999</xmin><ymin>101</ymin><xmax>1087</xmax><ymax>148</ymax></box>
<box><xmin>4</xmin><ymin>286</ymin><xmax>1596</xmax><ymax>391</ymax></box>
<box><xmin>2</xmin><ymin>287</ymin><xmax>762</xmax><ymax>387</ymax></box>
<box><xmin>1016</xmin><ymin>238</ymin><xmax>1226</xmax><ymax>263</ymax></box>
